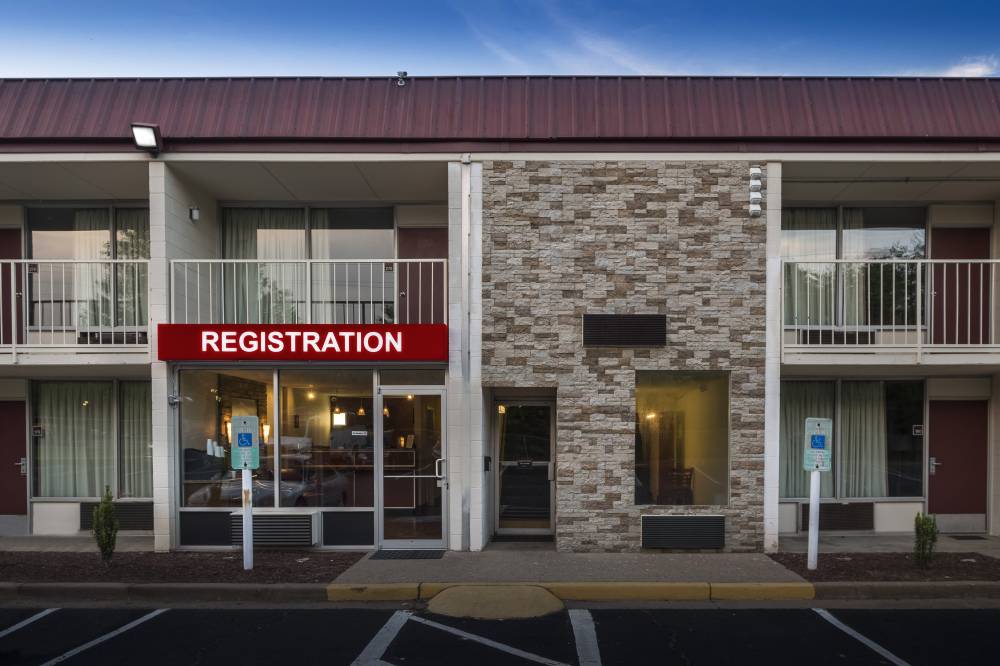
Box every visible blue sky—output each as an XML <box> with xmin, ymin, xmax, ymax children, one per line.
<box><xmin>0</xmin><ymin>0</ymin><xmax>998</xmax><ymax>78</ymax></box>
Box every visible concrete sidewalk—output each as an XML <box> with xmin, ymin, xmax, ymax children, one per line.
<box><xmin>334</xmin><ymin>549</ymin><xmax>805</xmax><ymax>584</ymax></box>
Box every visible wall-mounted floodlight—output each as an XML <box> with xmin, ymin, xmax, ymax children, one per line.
<box><xmin>130</xmin><ymin>122</ymin><xmax>162</xmax><ymax>157</ymax></box>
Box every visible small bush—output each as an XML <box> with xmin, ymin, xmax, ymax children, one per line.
<box><xmin>913</xmin><ymin>512</ymin><xmax>938</xmax><ymax>569</ymax></box>
<box><xmin>93</xmin><ymin>486</ymin><xmax>119</xmax><ymax>565</ymax></box>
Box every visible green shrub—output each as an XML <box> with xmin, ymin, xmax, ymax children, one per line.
<box><xmin>93</xmin><ymin>486</ymin><xmax>119</xmax><ymax>565</ymax></box>
<box><xmin>913</xmin><ymin>512</ymin><xmax>938</xmax><ymax>569</ymax></box>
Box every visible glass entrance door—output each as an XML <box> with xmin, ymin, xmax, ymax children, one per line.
<box><xmin>379</xmin><ymin>392</ymin><xmax>446</xmax><ymax>548</ymax></box>
<box><xmin>496</xmin><ymin>403</ymin><xmax>553</xmax><ymax>534</ymax></box>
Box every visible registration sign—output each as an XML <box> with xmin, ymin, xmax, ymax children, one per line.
<box><xmin>803</xmin><ymin>417</ymin><xmax>832</xmax><ymax>472</ymax></box>
<box><xmin>230</xmin><ymin>415</ymin><xmax>260</xmax><ymax>471</ymax></box>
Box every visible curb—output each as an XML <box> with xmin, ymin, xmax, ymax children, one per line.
<box><xmin>813</xmin><ymin>581</ymin><xmax>1000</xmax><ymax>600</ymax></box>
<box><xmin>5</xmin><ymin>580</ymin><xmax>1000</xmax><ymax>603</ymax></box>
<box><xmin>0</xmin><ymin>582</ymin><xmax>328</xmax><ymax>602</ymax></box>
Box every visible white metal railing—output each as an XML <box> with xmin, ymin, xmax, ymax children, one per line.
<box><xmin>782</xmin><ymin>259</ymin><xmax>1000</xmax><ymax>351</ymax></box>
<box><xmin>170</xmin><ymin>259</ymin><xmax>447</xmax><ymax>325</ymax></box>
<box><xmin>0</xmin><ymin>259</ymin><xmax>149</xmax><ymax>351</ymax></box>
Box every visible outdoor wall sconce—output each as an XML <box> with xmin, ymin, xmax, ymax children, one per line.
<box><xmin>749</xmin><ymin>165</ymin><xmax>763</xmax><ymax>217</ymax></box>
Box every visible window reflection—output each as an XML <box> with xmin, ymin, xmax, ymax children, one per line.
<box><xmin>278</xmin><ymin>370</ymin><xmax>374</xmax><ymax>507</ymax></box>
<box><xmin>179</xmin><ymin>369</ymin><xmax>275</xmax><ymax>507</ymax></box>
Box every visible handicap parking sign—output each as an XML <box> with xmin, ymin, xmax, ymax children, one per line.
<box><xmin>230</xmin><ymin>416</ymin><xmax>260</xmax><ymax>470</ymax></box>
<box><xmin>803</xmin><ymin>418</ymin><xmax>832</xmax><ymax>472</ymax></box>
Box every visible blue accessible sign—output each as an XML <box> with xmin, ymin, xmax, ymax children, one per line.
<box><xmin>803</xmin><ymin>418</ymin><xmax>832</xmax><ymax>472</ymax></box>
<box><xmin>230</xmin><ymin>415</ymin><xmax>261</xmax><ymax>471</ymax></box>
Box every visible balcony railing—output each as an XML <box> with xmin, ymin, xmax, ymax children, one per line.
<box><xmin>782</xmin><ymin>259</ymin><xmax>1000</xmax><ymax>356</ymax></box>
<box><xmin>170</xmin><ymin>259</ymin><xmax>447</xmax><ymax>325</ymax></box>
<box><xmin>0</xmin><ymin>260</ymin><xmax>149</xmax><ymax>351</ymax></box>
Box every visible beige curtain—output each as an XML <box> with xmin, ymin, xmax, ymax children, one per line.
<box><xmin>782</xmin><ymin>208</ymin><xmax>836</xmax><ymax>327</ymax></box>
<box><xmin>119</xmin><ymin>382</ymin><xmax>152</xmax><ymax>498</ymax></box>
<box><xmin>34</xmin><ymin>381</ymin><xmax>114</xmax><ymax>497</ymax></box>
<box><xmin>222</xmin><ymin>208</ymin><xmax>306</xmax><ymax>323</ymax></box>
<box><xmin>780</xmin><ymin>381</ymin><xmax>834</xmax><ymax>498</ymax></box>
<box><xmin>839</xmin><ymin>381</ymin><xmax>888</xmax><ymax>498</ymax></box>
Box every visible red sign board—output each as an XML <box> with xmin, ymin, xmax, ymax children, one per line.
<box><xmin>157</xmin><ymin>324</ymin><xmax>448</xmax><ymax>362</ymax></box>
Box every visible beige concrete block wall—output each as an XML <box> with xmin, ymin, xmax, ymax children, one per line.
<box><xmin>481</xmin><ymin>160</ymin><xmax>766</xmax><ymax>552</ymax></box>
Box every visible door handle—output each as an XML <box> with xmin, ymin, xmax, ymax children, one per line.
<box><xmin>14</xmin><ymin>457</ymin><xmax>26</xmax><ymax>476</ymax></box>
<box><xmin>435</xmin><ymin>458</ymin><xmax>445</xmax><ymax>478</ymax></box>
<box><xmin>929</xmin><ymin>456</ymin><xmax>943</xmax><ymax>475</ymax></box>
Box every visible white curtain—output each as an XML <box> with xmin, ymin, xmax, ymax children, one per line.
<box><xmin>222</xmin><ymin>208</ymin><xmax>306</xmax><ymax>323</ymax></box>
<box><xmin>72</xmin><ymin>209</ymin><xmax>112</xmax><ymax>330</ymax></box>
<box><xmin>782</xmin><ymin>208</ymin><xmax>836</xmax><ymax>327</ymax></box>
<box><xmin>119</xmin><ymin>382</ymin><xmax>152</xmax><ymax>498</ymax></box>
<box><xmin>841</xmin><ymin>208</ymin><xmax>870</xmax><ymax>327</ymax></box>
<box><xmin>115</xmin><ymin>209</ymin><xmax>149</xmax><ymax>329</ymax></box>
<box><xmin>34</xmin><ymin>382</ymin><xmax>114</xmax><ymax>497</ymax></box>
<box><xmin>839</xmin><ymin>381</ymin><xmax>888</xmax><ymax>498</ymax></box>
<box><xmin>779</xmin><ymin>381</ymin><xmax>834</xmax><ymax>498</ymax></box>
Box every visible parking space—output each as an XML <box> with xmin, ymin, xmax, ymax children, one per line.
<box><xmin>0</xmin><ymin>605</ymin><xmax>995</xmax><ymax>665</ymax></box>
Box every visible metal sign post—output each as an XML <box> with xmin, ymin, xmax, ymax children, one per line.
<box><xmin>230</xmin><ymin>415</ymin><xmax>260</xmax><ymax>571</ymax></box>
<box><xmin>803</xmin><ymin>417</ymin><xmax>832</xmax><ymax>571</ymax></box>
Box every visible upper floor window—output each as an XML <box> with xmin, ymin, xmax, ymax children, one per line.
<box><xmin>781</xmin><ymin>207</ymin><xmax>925</xmax><ymax>261</ymax></box>
<box><xmin>222</xmin><ymin>207</ymin><xmax>394</xmax><ymax>260</ymax></box>
<box><xmin>27</xmin><ymin>207</ymin><xmax>150</xmax><ymax>260</ymax></box>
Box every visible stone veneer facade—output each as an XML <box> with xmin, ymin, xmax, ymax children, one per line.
<box><xmin>481</xmin><ymin>160</ymin><xmax>767</xmax><ymax>552</ymax></box>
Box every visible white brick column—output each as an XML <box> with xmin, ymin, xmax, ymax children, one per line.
<box><xmin>763</xmin><ymin>162</ymin><xmax>782</xmax><ymax>553</ymax></box>
<box><xmin>148</xmin><ymin>161</ymin><xmax>174</xmax><ymax>552</ymax></box>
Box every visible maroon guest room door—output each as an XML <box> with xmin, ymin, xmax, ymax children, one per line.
<box><xmin>930</xmin><ymin>227</ymin><xmax>991</xmax><ymax>345</ymax></box>
<box><xmin>0</xmin><ymin>228</ymin><xmax>23</xmax><ymax>345</ymax></box>
<box><xmin>0</xmin><ymin>401</ymin><xmax>28</xmax><ymax>526</ymax></box>
<box><xmin>928</xmin><ymin>400</ymin><xmax>988</xmax><ymax>532</ymax></box>
<box><xmin>397</xmin><ymin>227</ymin><xmax>447</xmax><ymax>325</ymax></box>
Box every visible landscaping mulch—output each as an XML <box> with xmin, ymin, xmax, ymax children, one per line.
<box><xmin>0</xmin><ymin>550</ymin><xmax>365</xmax><ymax>584</ymax></box>
<box><xmin>771</xmin><ymin>552</ymin><xmax>1000</xmax><ymax>582</ymax></box>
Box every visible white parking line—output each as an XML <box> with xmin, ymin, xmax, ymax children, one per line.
<box><xmin>569</xmin><ymin>609</ymin><xmax>602</xmax><ymax>666</ymax></box>
<box><xmin>813</xmin><ymin>608</ymin><xmax>910</xmax><ymax>666</ymax></box>
<box><xmin>408</xmin><ymin>615</ymin><xmax>572</xmax><ymax>666</ymax></box>
<box><xmin>38</xmin><ymin>608</ymin><xmax>169</xmax><ymax>666</ymax></box>
<box><xmin>351</xmin><ymin>611</ymin><xmax>411</xmax><ymax>666</ymax></box>
<box><xmin>0</xmin><ymin>608</ymin><xmax>59</xmax><ymax>639</ymax></box>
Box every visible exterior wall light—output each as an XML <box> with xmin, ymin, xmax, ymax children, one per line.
<box><xmin>130</xmin><ymin>122</ymin><xmax>162</xmax><ymax>157</ymax></box>
<box><xmin>188</xmin><ymin>207</ymin><xmax>200</xmax><ymax>222</ymax></box>
<box><xmin>749</xmin><ymin>165</ymin><xmax>763</xmax><ymax>217</ymax></box>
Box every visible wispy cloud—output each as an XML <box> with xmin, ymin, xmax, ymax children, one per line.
<box><xmin>939</xmin><ymin>55</ymin><xmax>998</xmax><ymax>77</ymax></box>
<box><xmin>905</xmin><ymin>55</ymin><xmax>1000</xmax><ymax>78</ymax></box>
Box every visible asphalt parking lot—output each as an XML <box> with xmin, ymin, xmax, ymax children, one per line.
<box><xmin>0</xmin><ymin>605</ymin><xmax>996</xmax><ymax>665</ymax></box>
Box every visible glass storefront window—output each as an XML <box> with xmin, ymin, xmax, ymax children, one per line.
<box><xmin>278</xmin><ymin>370</ymin><xmax>374</xmax><ymax>508</ymax></box>
<box><xmin>382</xmin><ymin>393</ymin><xmax>444</xmax><ymax>541</ymax></box>
<box><xmin>779</xmin><ymin>381</ymin><xmax>835</xmax><ymax>499</ymax></box>
<box><xmin>634</xmin><ymin>371</ymin><xmax>730</xmax><ymax>506</ymax></box>
<box><xmin>179</xmin><ymin>369</ymin><xmax>275</xmax><ymax>507</ymax></box>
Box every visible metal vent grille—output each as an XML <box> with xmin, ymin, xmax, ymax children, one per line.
<box><xmin>230</xmin><ymin>513</ymin><xmax>316</xmax><ymax>547</ymax></box>
<box><xmin>800</xmin><ymin>503</ymin><xmax>874</xmax><ymax>531</ymax></box>
<box><xmin>80</xmin><ymin>502</ymin><xmax>153</xmax><ymax>531</ymax></box>
<box><xmin>583</xmin><ymin>314</ymin><xmax>666</xmax><ymax>347</ymax></box>
<box><xmin>641</xmin><ymin>515</ymin><xmax>725</xmax><ymax>549</ymax></box>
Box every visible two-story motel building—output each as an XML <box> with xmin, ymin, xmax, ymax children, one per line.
<box><xmin>0</xmin><ymin>76</ymin><xmax>999</xmax><ymax>553</ymax></box>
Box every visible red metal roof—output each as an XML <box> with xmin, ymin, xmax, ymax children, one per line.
<box><xmin>2</xmin><ymin>76</ymin><xmax>1000</xmax><ymax>150</ymax></box>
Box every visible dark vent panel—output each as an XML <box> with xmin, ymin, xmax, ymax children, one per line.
<box><xmin>801</xmin><ymin>503</ymin><xmax>874</xmax><ymax>531</ymax></box>
<box><xmin>231</xmin><ymin>514</ymin><xmax>316</xmax><ymax>547</ymax></box>
<box><xmin>80</xmin><ymin>501</ymin><xmax>153</xmax><ymax>531</ymax></box>
<box><xmin>641</xmin><ymin>515</ymin><xmax>724</xmax><ymax>549</ymax></box>
<box><xmin>583</xmin><ymin>314</ymin><xmax>666</xmax><ymax>347</ymax></box>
